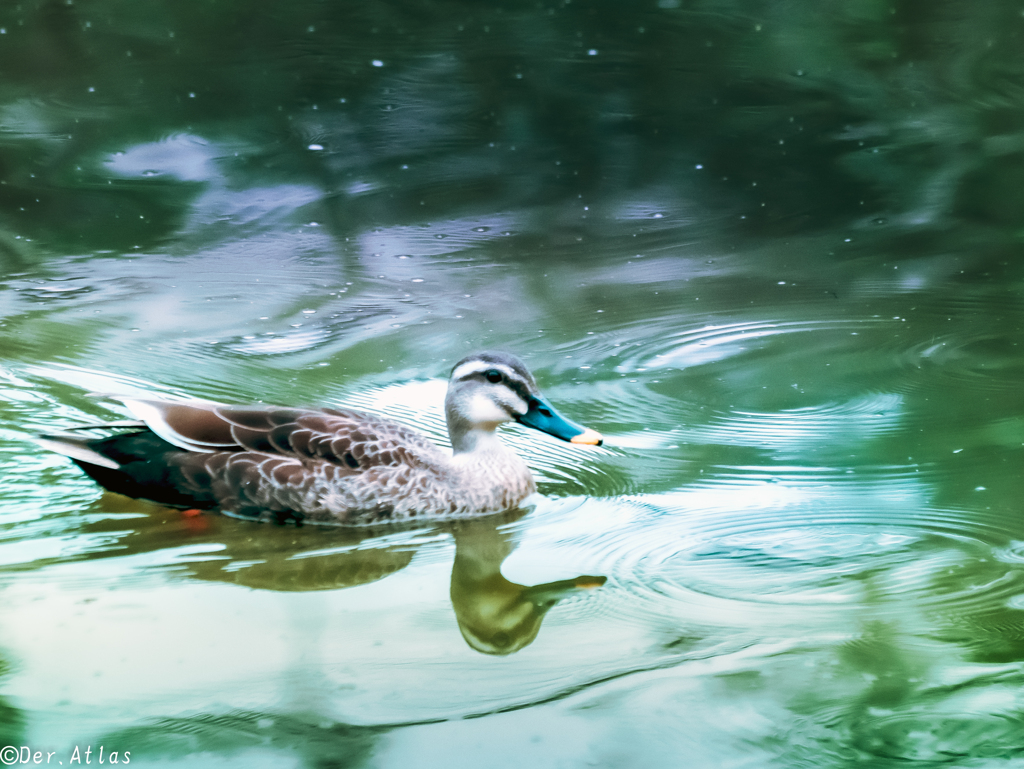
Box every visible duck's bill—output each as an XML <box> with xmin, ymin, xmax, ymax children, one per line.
<box><xmin>517</xmin><ymin>395</ymin><xmax>604</xmax><ymax>446</ymax></box>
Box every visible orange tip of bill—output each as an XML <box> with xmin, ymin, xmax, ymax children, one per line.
<box><xmin>570</xmin><ymin>428</ymin><xmax>604</xmax><ymax>446</ymax></box>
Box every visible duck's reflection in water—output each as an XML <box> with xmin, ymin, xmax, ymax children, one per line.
<box><xmin>448</xmin><ymin>517</ymin><xmax>605</xmax><ymax>654</ymax></box>
<box><xmin>84</xmin><ymin>497</ymin><xmax>606</xmax><ymax>655</ymax></box>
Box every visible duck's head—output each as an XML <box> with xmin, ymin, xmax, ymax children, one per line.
<box><xmin>444</xmin><ymin>351</ymin><xmax>603</xmax><ymax>453</ymax></box>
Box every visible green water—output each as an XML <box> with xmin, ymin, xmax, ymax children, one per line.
<box><xmin>3</xmin><ymin>0</ymin><xmax>1024</xmax><ymax>765</ymax></box>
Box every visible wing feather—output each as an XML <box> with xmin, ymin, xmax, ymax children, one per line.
<box><xmin>118</xmin><ymin>398</ymin><xmax>236</xmax><ymax>451</ymax></box>
<box><xmin>111</xmin><ymin>397</ymin><xmax>445</xmax><ymax>471</ymax></box>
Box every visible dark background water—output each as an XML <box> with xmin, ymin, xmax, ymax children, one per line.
<box><xmin>4</xmin><ymin>0</ymin><xmax>1023</xmax><ymax>249</ymax></box>
<box><xmin>2</xmin><ymin>0</ymin><xmax>1024</xmax><ymax>766</ymax></box>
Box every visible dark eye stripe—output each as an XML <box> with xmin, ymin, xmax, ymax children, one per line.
<box><xmin>507</xmin><ymin>379</ymin><xmax>532</xmax><ymax>404</ymax></box>
<box><xmin>460</xmin><ymin>364</ymin><xmax>533</xmax><ymax>402</ymax></box>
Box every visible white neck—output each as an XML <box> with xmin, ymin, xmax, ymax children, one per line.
<box><xmin>451</xmin><ymin>427</ymin><xmax>505</xmax><ymax>455</ymax></box>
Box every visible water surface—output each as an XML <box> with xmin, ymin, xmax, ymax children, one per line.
<box><xmin>3</xmin><ymin>0</ymin><xmax>1024</xmax><ymax>766</ymax></box>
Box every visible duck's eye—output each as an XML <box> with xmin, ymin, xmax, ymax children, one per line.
<box><xmin>484</xmin><ymin>370</ymin><xmax>502</xmax><ymax>384</ymax></box>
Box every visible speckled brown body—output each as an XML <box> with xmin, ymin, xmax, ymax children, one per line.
<box><xmin>166</xmin><ymin>422</ymin><xmax>537</xmax><ymax>524</ymax></box>
<box><xmin>134</xmin><ymin>404</ymin><xmax>536</xmax><ymax>524</ymax></box>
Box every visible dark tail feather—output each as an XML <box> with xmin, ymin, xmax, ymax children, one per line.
<box><xmin>37</xmin><ymin>429</ymin><xmax>213</xmax><ymax>509</ymax></box>
<box><xmin>71</xmin><ymin>457</ymin><xmax>154</xmax><ymax>501</ymax></box>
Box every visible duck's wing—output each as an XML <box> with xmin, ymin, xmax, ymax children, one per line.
<box><xmin>113</xmin><ymin>397</ymin><xmax>446</xmax><ymax>469</ymax></box>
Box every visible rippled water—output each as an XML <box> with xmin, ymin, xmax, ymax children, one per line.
<box><xmin>3</xmin><ymin>0</ymin><xmax>1024</xmax><ymax>766</ymax></box>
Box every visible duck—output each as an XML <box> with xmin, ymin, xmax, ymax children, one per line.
<box><xmin>37</xmin><ymin>351</ymin><xmax>604</xmax><ymax>525</ymax></box>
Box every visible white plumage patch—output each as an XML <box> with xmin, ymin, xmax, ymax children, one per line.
<box><xmin>34</xmin><ymin>437</ymin><xmax>121</xmax><ymax>469</ymax></box>
<box><xmin>451</xmin><ymin>361</ymin><xmax>517</xmax><ymax>382</ymax></box>
<box><xmin>465</xmin><ymin>392</ymin><xmax>513</xmax><ymax>424</ymax></box>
